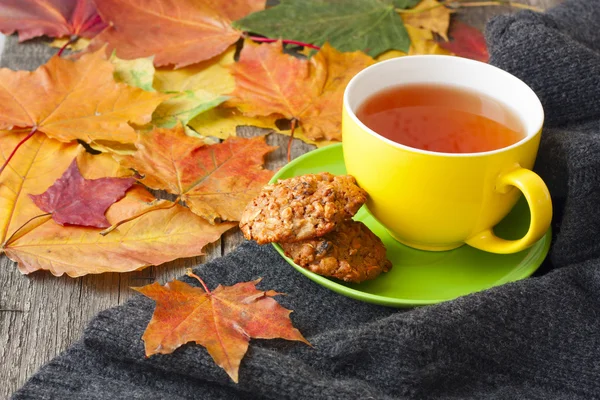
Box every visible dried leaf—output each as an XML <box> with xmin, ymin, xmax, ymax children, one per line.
<box><xmin>90</xmin><ymin>0</ymin><xmax>265</xmax><ymax>68</ymax></box>
<box><xmin>189</xmin><ymin>108</ymin><xmax>334</xmax><ymax>148</ymax></box>
<box><xmin>0</xmin><ymin>131</ymin><xmax>81</xmax><ymax>247</ymax></box>
<box><xmin>438</xmin><ymin>21</ymin><xmax>489</xmax><ymax>62</ymax></box>
<box><xmin>87</xmin><ymin>140</ymin><xmax>138</xmax><ymax>156</ymax></box>
<box><xmin>6</xmin><ymin>186</ymin><xmax>236</xmax><ymax>277</ymax></box>
<box><xmin>113</xmin><ymin>47</ymin><xmax>234</xmax><ymax>129</ymax></box>
<box><xmin>0</xmin><ymin>0</ymin><xmax>106</xmax><ymax>42</ymax></box>
<box><xmin>50</xmin><ymin>36</ymin><xmax>91</xmax><ymax>51</ymax></box>
<box><xmin>189</xmin><ymin>107</ymin><xmax>282</xmax><ymax>139</ymax></box>
<box><xmin>401</xmin><ymin>0</ymin><xmax>451</xmax><ymax>41</ymax></box>
<box><xmin>152</xmin><ymin>90</ymin><xmax>229</xmax><ymax>129</ymax></box>
<box><xmin>154</xmin><ymin>47</ymin><xmax>236</xmax><ymax>95</ymax></box>
<box><xmin>0</xmin><ymin>138</ymin><xmax>234</xmax><ymax>276</ymax></box>
<box><xmin>111</xmin><ymin>54</ymin><xmax>156</xmax><ymax>92</ymax></box>
<box><xmin>29</xmin><ymin>159</ymin><xmax>136</xmax><ymax>228</ymax></box>
<box><xmin>234</xmin><ymin>0</ymin><xmax>410</xmax><ymax>57</ymax></box>
<box><xmin>227</xmin><ymin>41</ymin><xmax>374</xmax><ymax>141</ymax></box>
<box><xmin>301</xmin><ymin>43</ymin><xmax>375</xmax><ymax>141</ymax></box>
<box><xmin>135</xmin><ymin>275</ymin><xmax>309</xmax><ymax>382</ymax></box>
<box><xmin>119</xmin><ymin>125</ymin><xmax>277</xmax><ymax>222</ymax></box>
<box><xmin>407</xmin><ymin>25</ymin><xmax>451</xmax><ymax>55</ymax></box>
<box><xmin>0</xmin><ymin>50</ymin><xmax>168</xmax><ymax>144</ymax></box>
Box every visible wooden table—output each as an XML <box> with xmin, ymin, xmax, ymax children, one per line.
<box><xmin>0</xmin><ymin>1</ymin><xmax>560</xmax><ymax>397</ymax></box>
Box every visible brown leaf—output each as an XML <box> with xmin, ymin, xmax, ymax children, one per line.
<box><xmin>29</xmin><ymin>158</ymin><xmax>135</xmax><ymax>228</ymax></box>
<box><xmin>227</xmin><ymin>41</ymin><xmax>374</xmax><ymax>142</ymax></box>
<box><xmin>0</xmin><ymin>0</ymin><xmax>107</xmax><ymax>42</ymax></box>
<box><xmin>0</xmin><ymin>49</ymin><xmax>169</xmax><ymax>144</ymax></box>
<box><xmin>119</xmin><ymin>125</ymin><xmax>277</xmax><ymax>222</ymax></box>
<box><xmin>90</xmin><ymin>0</ymin><xmax>265</xmax><ymax>68</ymax></box>
<box><xmin>135</xmin><ymin>273</ymin><xmax>309</xmax><ymax>382</ymax></box>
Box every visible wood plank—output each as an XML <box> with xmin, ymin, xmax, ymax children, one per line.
<box><xmin>456</xmin><ymin>0</ymin><xmax>561</xmax><ymax>30</ymax></box>
<box><xmin>0</xmin><ymin>1</ymin><xmax>564</xmax><ymax>397</ymax></box>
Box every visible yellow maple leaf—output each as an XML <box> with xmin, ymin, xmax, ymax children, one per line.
<box><xmin>401</xmin><ymin>0</ymin><xmax>452</xmax><ymax>41</ymax></box>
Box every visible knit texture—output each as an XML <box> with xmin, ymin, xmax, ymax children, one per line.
<box><xmin>11</xmin><ymin>0</ymin><xmax>600</xmax><ymax>398</ymax></box>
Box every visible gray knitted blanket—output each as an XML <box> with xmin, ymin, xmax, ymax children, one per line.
<box><xmin>11</xmin><ymin>0</ymin><xmax>600</xmax><ymax>398</ymax></box>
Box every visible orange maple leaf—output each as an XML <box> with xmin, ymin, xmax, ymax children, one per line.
<box><xmin>135</xmin><ymin>271</ymin><xmax>309</xmax><ymax>382</ymax></box>
<box><xmin>90</xmin><ymin>0</ymin><xmax>266</xmax><ymax>68</ymax></box>
<box><xmin>0</xmin><ymin>49</ymin><xmax>168</xmax><ymax>144</ymax></box>
<box><xmin>119</xmin><ymin>125</ymin><xmax>277</xmax><ymax>222</ymax></box>
<box><xmin>227</xmin><ymin>41</ymin><xmax>374</xmax><ymax>141</ymax></box>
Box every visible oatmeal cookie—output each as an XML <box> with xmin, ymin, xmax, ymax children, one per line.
<box><xmin>281</xmin><ymin>220</ymin><xmax>392</xmax><ymax>283</ymax></box>
<box><xmin>240</xmin><ymin>172</ymin><xmax>367</xmax><ymax>244</ymax></box>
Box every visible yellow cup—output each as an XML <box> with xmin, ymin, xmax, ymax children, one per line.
<box><xmin>342</xmin><ymin>56</ymin><xmax>552</xmax><ymax>254</ymax></box>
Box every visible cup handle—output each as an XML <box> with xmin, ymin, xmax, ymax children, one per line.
<box><xmin>465</xmin><ymin>167</ymin><xmax>552</xmax><ymax>254</ymax></box>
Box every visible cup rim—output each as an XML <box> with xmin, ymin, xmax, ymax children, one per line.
<box><xmin>343</xmin><ymin>55</ymin><xmax>545</xmax><ymax>158</ymax></box>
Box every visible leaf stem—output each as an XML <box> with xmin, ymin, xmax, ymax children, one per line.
<box><xmin>246</xmin><ymin>35</ymin><xmax>321</xmax><ymax>51</ymax></box>
<box><xmin>287</xmin><ymin>119</ymin><xmax>297</xmax><ymax>163</ymax></box>
<box><xmin>0</xmin><ymin>126</ymin><xmax>37</xmax><ymax>178</ymax></box>
<box><xmin>100</xmin><ymin>197</ymin><xmax>179</xmax><ymax>236</ymax></box>
<box><xmin>2</xmin><ymin>213</ymin><xmax>51</xmax><ymax>248</ymax></box>
<box><xmin>186</xmin><ymin>269</ymin><xmax>211</xmax><ymax>294</ymax></box>
<box><xmin>57</xmin><ymin>35</ymin><xmax>78</xmax><ymax>57</ymax></box>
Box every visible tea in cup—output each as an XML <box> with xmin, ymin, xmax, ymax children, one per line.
<box><xmin>342</xmin><ymin>55</ymin><xmax>552</xmax><ymax>254</ymax></box>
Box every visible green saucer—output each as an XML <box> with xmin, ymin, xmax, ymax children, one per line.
<box><xmin>271</xmin><ymin>143</ymin><xmax>551</xmax><ymax>307</ymax></box>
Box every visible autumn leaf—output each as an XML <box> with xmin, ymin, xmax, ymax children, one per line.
<box><xmin>0</xmin><ymin>0</ymin><xmax>106</xmax><ymax>42</ymax></box>
<box><xmin>0</xmin><ymin>133</ymin><xmax>235</xmax><ymax>276</ymax></box>
<box><xmin>401</xmin><ymin>0</ymin><xmax>451</xmax><ymax>41</ymax></box>
<box><xmin>406</xmin><ymin>24</ymin><xmax>452</xmax><ymax>55</ymax></box>
<box><xmin>153</xmin><ymin>47</ymin><xmax>236</xmax><ymax>95</ymax></box>
<box><xmin>438</xmin><ymin>21</ymin><xmax>489</xmax><ymax>62</ymax></box>
<box><xmin>29</xmin><ymin>158</ymin><xmax>136</xmax><ymax>228</ymax></box>
<box><xmin>50</xmin><ymin>36</ymin><xmax>91</xmax><ymax>52</ymax></box>
<box><xmin>227</xmin><ymin>41</ymin><xmax>374</xmax><ymax>141</ymax></box>
<box><xmin>0</xmin><ymin>49</ymin><xmax>168</xmax><ymax>144</ymax></box>
<box><xmin>90</xmin><ymin>0</ymin><xmax>265</xmax><ymax>68</ymax></box>
<box><xmin>0</xmin><ymin>131</ymin><xmax>82</xmax><ymax>248</ymax></box>
<box><xmin>301</xmin><ymin>43</ymin><xmax>375</xmax><ymax>141</ymax></box>
<box><xmin>135</xmin><ymin>272</ymin><xmax>309</xmax><ymax>382</ymax></box>
<box><xmin>113</xmin><ymin>49</ymin><xmax>233</xmax><ymax>129</ymax></box>
<box><xmin>152</xmin><ymin>90</ymin><xmax>229</xmax><ymax>129</ymax></box>
<box><xmin>234</xmin><ymin>0</ymin><xmax>411</xmax><ymax>57</ymax></box>
<box><xmin>111</xmin><ymin>54</ymin><xmax>156</xmax><ymax>92</ymax></box>
<box><xmin>376</xmin><ymin>24</ymin><xmax>452</xmax><ymax>60</ymax></box>
<box><xmin>188</xmin><ymin>107</ymin><xmax>336</xmax><ymax>148</ymax></box>
<box><xmin>119</xmin><ymin>125</ymin><xmax>277</xmax><ymax>222</ymax></box>
<box><xmin>188</xmin><ymin>107</ymin><xmax>282</xmax><ymax>140</ymax></box>
<box><xmin>7</xmin><ymin>186</ymin><xmax>236</xmax><ymax>277</ymax></box>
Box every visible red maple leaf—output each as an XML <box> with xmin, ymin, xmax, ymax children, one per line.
<box><xmin>29</xmin><ymin>158</ymin><xmax>136</xmax><ymax>228</ymax></box>
<box><xmin>0</xmin><ymin>0</ymin><xmax>107</xmax><ymax>42</ymax></box>
<box><xmin>438</xmin><ymin>21</ymin><xmax>489</xmax><ymax>63</ymax></box>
